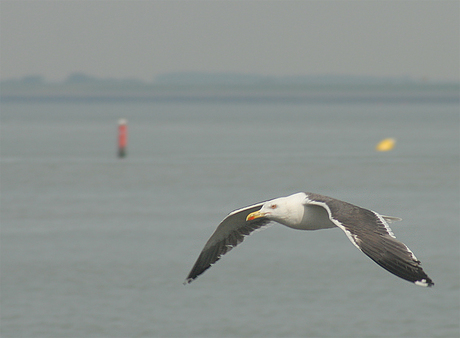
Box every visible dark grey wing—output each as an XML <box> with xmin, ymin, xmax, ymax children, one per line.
<box><xmin>305</xmin><ymin>193</ymin><xmax>434</xmax><ymax>287</ymax></box>
<box><xmin>184</xmin><ymin>202</ymin><xmax>271</xmax><ymax>284</ymax></box>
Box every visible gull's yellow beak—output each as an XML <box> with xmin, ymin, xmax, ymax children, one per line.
<box><xmin>246</xmin><ymin>210</ymin><xmax>266</xmax><ymax>221</ymax></box>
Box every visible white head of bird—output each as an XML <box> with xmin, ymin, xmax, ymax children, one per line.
<box><xmin>246</xmin><ymin>193</ymin><xmax>306</xmax><ymax>228</ymax></box>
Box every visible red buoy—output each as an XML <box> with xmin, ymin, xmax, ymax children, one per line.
<box><xmin>118</xmin><ymin>119</ymin><xmax>127</xmax><ymax>158</ymax></box>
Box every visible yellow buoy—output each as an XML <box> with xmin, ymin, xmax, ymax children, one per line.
<box><xmin>376</xmin><ymin>138</ymin><xmax>396</xmax><ymax>152</ymax></box>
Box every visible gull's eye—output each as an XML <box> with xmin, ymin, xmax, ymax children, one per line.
<box><xmin>270</xmin><ymin>204</ymin><xmax>277</xmax><ymax>209</ymax></box>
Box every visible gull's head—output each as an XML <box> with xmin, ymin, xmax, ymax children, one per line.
<box><xmin>246</xmin><ymin>193</ymin><xmax>306</xmax><ymax>227</ymax></box>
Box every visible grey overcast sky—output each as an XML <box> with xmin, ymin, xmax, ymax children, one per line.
<box><xmin>1</xmin><ymin>1</ymin><xmax>459</xmax><ymax>82</ymax></box>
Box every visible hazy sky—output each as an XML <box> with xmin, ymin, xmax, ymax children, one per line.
<box><xmin>1</xmin><ymin>1</ymin><xmax>459</xmax><ymax>82</ymax></box>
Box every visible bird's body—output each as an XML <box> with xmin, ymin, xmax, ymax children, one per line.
<box><xmin>185</xmin><ymin>192</ymin><xmax>433</xmax><ymax>287</ymax></box>
<box><xmin>248</xmin><ymin>192</ymin><xmax>337</xmax><ymax>230</ymax></box>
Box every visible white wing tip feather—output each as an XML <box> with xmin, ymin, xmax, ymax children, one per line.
<box><xmin>415</xmin><ymin>279</ymin><xmax>431</xmax><ymax>287</ymax></box>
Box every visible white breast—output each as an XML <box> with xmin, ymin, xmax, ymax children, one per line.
<box><xmin>284</xmin><ymin>204</ymin><xmax>336</xmax><ymax>230</ymax></box>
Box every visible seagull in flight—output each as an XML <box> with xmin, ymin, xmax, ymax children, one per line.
<box><xmin>185</xmin><ymin>192</ymin><xmax>433</xmax><ymax>287</ymax></box>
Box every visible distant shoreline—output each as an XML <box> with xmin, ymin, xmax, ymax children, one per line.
<box><xmin>1</xmin><ymin>82</ymin><xmax>458</xmax><ymax>104</ymax></box>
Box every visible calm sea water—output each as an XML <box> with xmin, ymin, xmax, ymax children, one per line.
<box><xmin>1</xmin><ymin>89</ymin><xmax>459</xmax><ymax>337</ymax></box>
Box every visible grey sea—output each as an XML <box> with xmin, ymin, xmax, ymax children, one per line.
<box><xmin>1</xmin><ymin>84</ymin><xmax>459</xmax><ymax>337</ymax></box>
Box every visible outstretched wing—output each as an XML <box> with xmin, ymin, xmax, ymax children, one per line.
<box><xmin>185</xmin><ymin>202</ymin><xmax>271</xmax><ymax>284</ymax></box>
<box><xmin>305</xmin><ymin>193</ymin><xmax>434</xmax><ymax>287</ymax></box>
